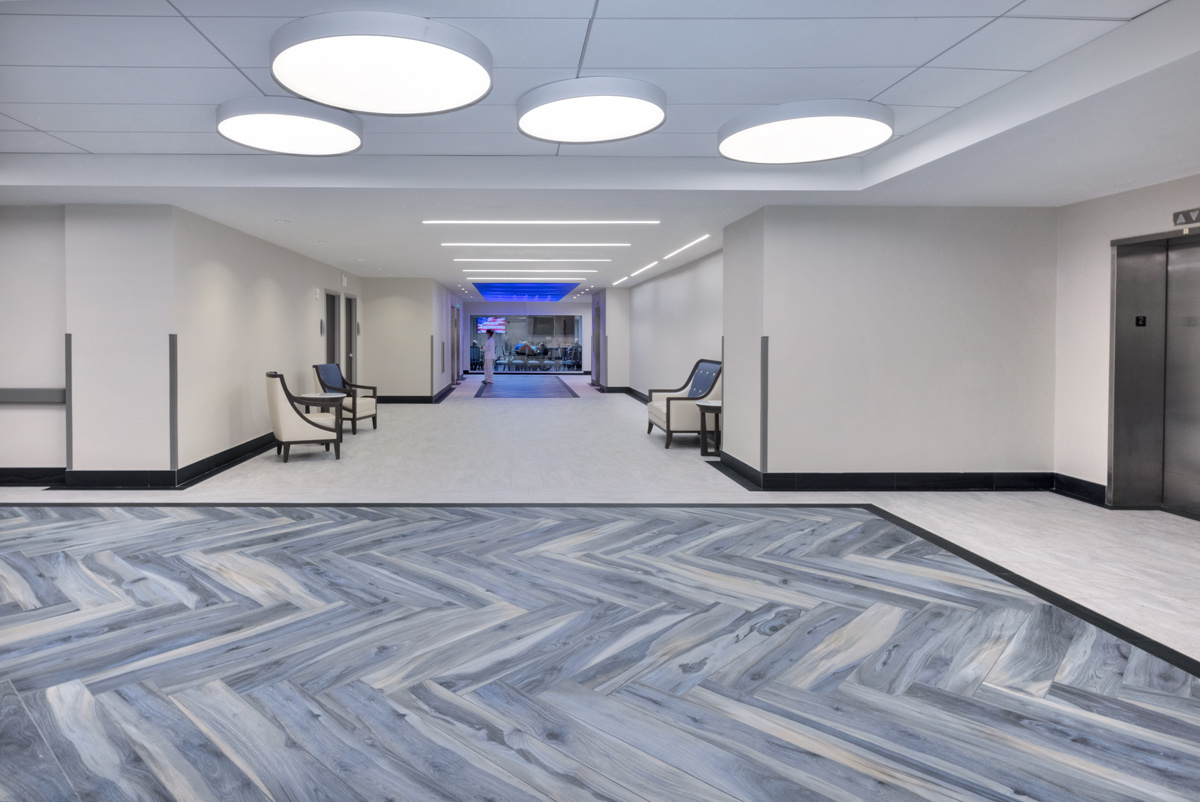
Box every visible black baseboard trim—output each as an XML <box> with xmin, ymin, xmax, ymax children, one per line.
<box><xmin>65</xmin><ymin>470</ymin><xmax>178</xmax><ymax>489</ymax></box>
<box><xmin>624</xmin><ymin>388</ymin><xmax>650</xmax><ymax>404</ymax></box>
<box><xmin>433</xmin><ymin>385</ymin><xmax>455</xmax><ymax>404</ymax></box>
<box><xmin>714</xmin><ymin>462</ymin><xmax>1058</xmax><ymax>493</ymax></box>
<box><xmin>1052</xmin><ymin>473</ymin><xmax>1107</xmax><ymax>506</ymax></box>
<box><xmin>176</xmin><ymin>432</ymin><xmax>275</xmax><ymax>487</ymax></box>
<box><xmin>0</xmin><ymin>467</ymin><xmax>67</xmax><ymax>486</ymax></box>
<box><xmin>379</xmin><ymin>396</ymin><xmax>433</xmax><ymax>404</ymax></box>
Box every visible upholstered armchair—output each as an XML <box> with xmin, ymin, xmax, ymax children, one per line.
<box><xmin>265</xmin><ymin>372</ymin><xmax>341</xmax><ymax>462</ymax></box>
<box><xmin>647</xmin><ymin>359</ymin><xmax>722</xmax><ymax>448</ymax></box>
<box><xmin>313</xmin><ymin>363</ymin><xmax>378</xmax><ymax>435</ymax></box>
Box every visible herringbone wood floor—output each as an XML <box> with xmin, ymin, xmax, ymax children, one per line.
<box><xmin>0</xmin><ymin>504</ymin><xmax>1197</xmax><ymax>801</ymax></box>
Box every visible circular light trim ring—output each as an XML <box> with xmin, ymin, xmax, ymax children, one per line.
<box><xmin>216</xmin><ymin>96</ymin><xmax>363</xmax><ymax>155</ymax></box>
<box><xmin>517</xmin><ymin>77</ymin><xmax>666</xmax><ymax>144</ymax></box>
<box><xmin>271</xmin><ymin>12</ymin><xmax>492</xmax><ymax>115</ymax></box>
<box><xmin>718</xmin><ymin>99</ymin><xmax>894</xmax><ymax>164</ymax></box>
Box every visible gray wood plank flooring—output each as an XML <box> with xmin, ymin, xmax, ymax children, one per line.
<box><xmin>1</xmin><ymin>504</ymin><xmax>1198</xmax><ymax>801</ymax></box>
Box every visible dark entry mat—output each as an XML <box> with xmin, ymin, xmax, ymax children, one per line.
<box><xmin>475</xmin><ymin>376</ymin><xmax>579</xmax><ymax>398</ymax></box>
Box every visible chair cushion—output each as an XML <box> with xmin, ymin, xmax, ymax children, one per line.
<box><xmin>647</xmin><ymin>400</ymin><xmax>668</xmax><ymax>427</ymax></box>
<box><xmin>687</xmin><ymin>361</ymin><xmax>721</xmax><ymax>397</ymax></box>
<box><xmin>315</xmin><ymin>363</ymin><xmax>344</xmax><ymax>391</ymax></box>
<box><xmin>343</xmin><ymin>396</ymin><xmax>377</xmax><ymax>417</ymax></box>
<box><xmin>304</xmin><ymin>412</ymin><xmax>337</xmax><ymax>427</ymax></box>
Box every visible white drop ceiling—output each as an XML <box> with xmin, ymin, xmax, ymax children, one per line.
<box><xmin>0</xmin><ymin>0</ymin><xmax>1197</xmax><ymax>297</ymax></box>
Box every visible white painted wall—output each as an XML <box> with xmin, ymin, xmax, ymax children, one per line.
<box><xmin>761</xmin><ymin>206</ymin><xmax>1058</xmax><ymax>473</ymax></box>
<box><xmin>722</xmin><ymin>210</ymin><xmax>766</xmax><ymax>471</ymax></box>
<box><xmin>463</xmin><ymin>301</ymin><xmax>592</xmax><ymax>371</ymax></box>
<box><xmin>602</xmin><ymin>288</ymin><xmax>631</xmax><ymax>388</ymax></box>
<box><xmin>360</xmin><ymin>277</ymin><xmax>436</xmax><ymax>397</ymax></box>
<box><xmin>65</xmin><ymin>205</ymin><xmax>175</xmax><ymax>471</ymax></box>
<box><xmin>629</xmin><ymin>251</ymin><xmax>723</xmax><ymax>395</ymax></box>
<box><xmin>432</xmin><ymin>282</ymin><xmax>456</xmax><ymax>395</ymax></box>
<box><xmin>173</xmin><ymin>209</ymin><xmax>358</xmax><ymax>468</ymax></box>
<box><xmin>0</xmin><ymin>206</ymin><xmax>66</xmax><ymax>467</ymax></box>
<box><xmin>1055</xmin><ymin>172</ymin><xmax>1200</xmax><ymax>484</ymax></box>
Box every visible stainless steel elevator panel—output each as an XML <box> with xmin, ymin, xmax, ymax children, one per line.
<box><xmin>1164</xmin><ymin>240</ymin><xmax>1200</xmax><ymax>514</ymax></box>
<box><xmin>1109</xmin><ymin>242</ymin><xmax>1166</xmax><ymax>506</ymax></box>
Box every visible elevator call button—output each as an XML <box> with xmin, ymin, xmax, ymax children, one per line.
<box><xmin>1136</xmin><ymin>316</ymin><xmax>1147</xmax><ymax>327</ymax></box>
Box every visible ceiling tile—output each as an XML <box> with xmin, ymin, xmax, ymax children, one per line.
<box><xmin>0</xmin><ymin>0</ymin><xmax>177</xmax><ymax>14</ymax></box>
<box><xmin>51</xmin><ymin>132</ymin><xmax>251</xmax><ymax>154</ymax></box>
<box><xmin>931</xmin><ymin>18</ymin><xmax>1122</xmax><ymax>71</ymax></box>
<box><xmin>0</xmin><ymin>66</ymin><xmax>260</xmax><ymax>104</ymax></box>
<box><xmin>578</xmin><ymin>66</ymin><xmax>910</xmax><ymax>105</ymax></box>
<box><xmin>172</xmin><ymin>0</ymin><xmax>595</xmax><ymax>17</ymax></box>
<box><xmin>1005</xmin><ymin>0</ymin><xmax>1169</xmax><ymax>19</ymax></box>
<box><xmin>357</xmin><ymin>133</ymin><xmax>556</xmax><ymax>156</ymax></box>
<box><xmin>597</xmin><ymin>1</ymin><xmax>1016</xmax><ymax>17</ymax></box>
<box><xmin>873</xmin><ymin>67</ymin><xmax>1025</xmax><ymax>107</ymax></box>
<box><xmin>654</xmin><ymin>105</ymin><xmax>762</xmax><ymax>134</ymax></box>
<box><xmin>0</xmin><ymin>103</ymin><xmax>215</xmax><ymax>133</ymax></box>
<box><xmin>889</xmin><ymin>105</ymin><xmax>955</xmax><ymax>136</ymax></box>
<box><xmin>0</xmin><ymin>112</ymin><xmax>33</xmax><ymax>131</ymax></box>
<box><xmin>558</xmin><ymin>133</ymin><xmax>715</xmax><ymax>158</ymax></box>
<box><xmin>0</xmin><ymin>16</ymin><xmax>228</xmax><ymax>67</ymax></box>
<box><xmin>0</xmin><ymin>131</ymin><xmax>87</xmax><ymax>153</ymax></box>
<box><xmin>582</xmin><ymin>17</ymin><xmax>992</xmax><ymax>69</ymax></box>
<box><xmin>185</xmin><ymin>17</ymin><xmax>279</xmax><ymax>68</ymax></box>
<box><xmin>362</xmin><ymin>105</ymin><xmax>517</xmax><ymax>134</ymax></box>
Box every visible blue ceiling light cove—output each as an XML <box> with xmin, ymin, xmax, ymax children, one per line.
<box><xmin>473</xmin><ymin>282</ymin><xmax>579</xmax><ymax>302</ymax></box>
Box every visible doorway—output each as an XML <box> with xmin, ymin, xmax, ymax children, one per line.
<box><xmin>344</xmin><ymin>295</ymin><xmax>357</xmax><ymax>382</ymax></box>
<box><xmin>324</xmin><ymin>291</ymin><xmax>339</xmax><ymax>366</ymax></box>
<box><xmin>1110</xmin><ymin>232</ymin><xmax>1200</xmax><ymax>514</ymax></box>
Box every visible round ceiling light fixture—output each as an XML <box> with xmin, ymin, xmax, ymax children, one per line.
<box><xmin>717</xmin><ymin>99</ymin><xmax>893</xmax><ymax>164</ymax></box>
<box><xmin>517</xmin><ymin>77</ymin><xmax>666</xmax><ymax>143</ymax></box>
<box><xmin>270</xmin><ymin>12</ymin><xmax>492</xmax><ymax>114</ymax></box>
<box><xmin>216</xmin><ymin>96</ymin><xmax>363</xmax><ymax>155</ymax></box>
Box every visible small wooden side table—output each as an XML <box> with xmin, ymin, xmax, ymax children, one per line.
<box><xmin>697</xmin><ymin>399</ymin><xmax>722</xmax><ymax>457</ymax></box>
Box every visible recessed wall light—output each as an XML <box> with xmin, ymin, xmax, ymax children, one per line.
<box><xmin>422</xmin><ymin>220</ymin><xmax>659</xmax><ymax>225</ymax></box>
<box><xmin>663</xmin><ymin>234</ymin><xmax>710</xmax><ymax>260</ymax></box>
<box><xmin>630</xmin><ymin>261</ymin><xmax>658</xmax><ymax>276</ymax></box>
<box><xmin>718</xmin><ymin>99</ymin><xmax>893</xmax><ymax>164</ymax></box>
<box><xmin>517</xmin><ymin>77</ymin><xmax>666</xmax><ymax>143</ymax></box>
<box><xmin>216</xmin><ymin>97</ymin><xmax>362</xmax><ymax>156</ymax></box>
<box><xmin>270</xmin><ymin>12</ymin><xmax>492</xmax><ymax>115</ymax></box>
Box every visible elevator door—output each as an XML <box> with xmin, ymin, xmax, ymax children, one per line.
<box><xmin>1164</xmin><ymin>240</ymin><xmax>1200</xmax><ymax>514</ymax></box>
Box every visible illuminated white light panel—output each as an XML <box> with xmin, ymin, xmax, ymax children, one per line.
<box><xmin>463</xmin><ymin>269</ymin><xmax>598</xmax><ymax>273</ymax></box>
<box><xmin>455</xmin><ymin>258</ymin><xmax>610</xmax><ymax>263</ymax></box>
<box><xmin>664</xmin><ymin>234</ymin><xmax>710</xmax><ymax>260</ymax></box>
<box><xmin>630</xmin><ymin>261</ymin><xmax>658</xmax><ymax>276</ymax></box>
<box><xmin>613</xmin><ymin>277</ymin><xmax>629</xmax><ymax>285</ymax></box>
<box><xmin>467</xmin><ymin>277</ymin><xmax>587</xmax><ymax>281</ymax></box>
<box><xmin>423</xmin><ymin>220</ymin><xmax>659</xmax><ymax>225</ymax></box>
<box><xmin>442</xmin><ymin>243</ymin><xmax>629</xmax><ymax>247</ymax></box>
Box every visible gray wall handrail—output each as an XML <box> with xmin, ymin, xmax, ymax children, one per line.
<box><xmin>0</xmin><ymin>388</ymin><xmax>67</xmax><ymax>404</ymax></box>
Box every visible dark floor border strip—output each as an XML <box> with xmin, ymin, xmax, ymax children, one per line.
<box><xmin>0</xmin><ymin>499</ymin><xmax>1194</xmax><ymax>678</ymax></box>
<box><xmin>556</xmin><ymin>376</ymin><xmax>579</xmax><ymax>398</ymax></box>
<box><xmin>0</xmin><ymin>467</ymin><xmax>66</xmax><ymax>486</ymax></box>
<box><xmin>863</xmin><ymin>503</ymin><xmax>1200</xmax><ymax>679</ymax></box>
<box><xmin>464</xmin><ymin>370</ymin><xmax>590</xmax><ymax>376</ymax></box>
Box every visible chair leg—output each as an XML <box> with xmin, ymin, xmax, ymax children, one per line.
<box><xmin>351</xmin><ymin>418</ymin><xmax>358</xmax><ymax>435</ymax></box>
<box><xmin>325</xmin><ymin>443</ymin><xmax>330</xmax><ymax>451</ymax></box>
<box><xmin>647</xmin><ymin>421</ymin><xmax>653</xmax><ymax>434</ymax></box>
<box><xmin>282</xmin><ymin>443</ymin><xmax>290</xmax><ymax>463</ymax></box>
<box><xmin>334</xmin><ymin>441</ymin><xmax>340</xmax><ymax>459</ymax></box>
<box><xmin>276</xmin><ymin>443</ymin><xmax>282</xmax><ymax>455</ymax></box>
<box><xmin>372</xmin><ymin>415</ymin><xmax>378</xmax><ymax>430</ymax></box>
<box><xmin>664</xmin><ymin>432</ymin><xmax>673</xmax><ymax>448</ymax></box>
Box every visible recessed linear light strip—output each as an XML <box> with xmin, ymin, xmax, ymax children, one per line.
<box><xmin>424</xmin><ymin>220</ymin><xmax>659</xmax><ymax>225</ymax></box>
<box><xmin>630</xmin><ymin>260</ymin><xmax>658</xmax><ymax>276</ymax></box>
<box><xmin>467</xmin><ymin>277</ymin><xmax>588</xmax><ymax>281</ymax></box>
<box><xmin>463</xmin><ymin>269</ymin><xmax>598</xmax><ymax>273</ymax></box>
<box><xmin>454</xmin><ymin>258</ymin><xmax>610</xmax><ymax>263</ymax></box>
<box><xmin>663</xmin><ymin>234</ymin><xmax>710</xmax><ymax>260</ymax></box>
<box><xmin>613</xmin><ymin>277</ymin><xmax>629</xmax><ymax>285</ymax></box>
<box><xmin>442</xmin><ymin>242</ymin><xmax>629</xmax><ymax>247</ymax></box>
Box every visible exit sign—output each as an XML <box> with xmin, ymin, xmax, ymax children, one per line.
<box><xmin>1173</xmin><ymin>208</ymin><xmax>1200</xmax><ymax>226</ymax></box>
